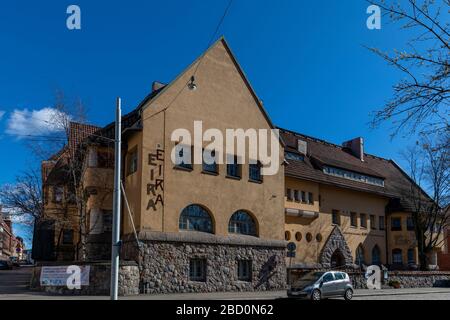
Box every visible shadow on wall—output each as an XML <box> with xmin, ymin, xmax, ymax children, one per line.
<box><xmin>256</xmin><ymin>255</ymin><xmax>279</xmax><ymax>289</ymax></box>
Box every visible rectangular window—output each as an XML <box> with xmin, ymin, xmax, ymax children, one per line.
<box><xmin>391</xmin><ymin>217</ymin><xmax>402</xmax><ymax>231</ymax></box>
<box><xmin>286</xmin><ymin>189</ymin><xmax>293</xmax><ymax>201</ymax></box>
<box><xmin>249</xmin><ymin>162</ymin><xmax>262</xmax><ymax>182</ymax></box>
<box><xmin>285</xmin><ymin>152</ymin><xmax>304</xmax><ymax>162</ymax></box>
<box><xmin>103</xmin><ymin>211</ymin><xmax>113</xmax><ymax>232</ymax></box>
<box><xmin>370</xmin><ymin>215</ymin><xmax>376</xmax><ymax>230</ymax></box>
<box><xmin>127</xmin><ymin>147</ymin><xmax>138</xmax><ymax>175</ymax></box>
<box><xmin>227</xmin><ymin>155</ymin><xmax>241</xmax><ymax>178</ymax></box>
<box><xmin>237</xmin><ymin>260</ymin><xmax>252</xmax><ymax>282</ymax></box>
<box><xmin>62</xmin><ymin>229</ymin><xmax>73</xmax><ymax>245</ymax></box>
<box><xmin>301</xmin><ymin>191</ymin><xmax>306</xmax><ymax>203</ymax></box>
<box><xmin>98</xmin><ymin>150</ymin><xmax>114</xmax><ymax>168</ymax></box>
<box><xmin>407</xmin><ymin>217</ymin><xmax>415</xmax><ymax>231</ymax></box>
<box><xmin>189</xmin><ymin>259</ymin><xmax>206</xmax><ymax>282</ymax></box>
<box><xmin>350</xmin><ymin>212</ymin><xmax>357</xmax><ymax>227</ymax></box>
<box><xmin>202</xmin><ymin>149</ymin><xmax>218</xmax><ymax>174</ymax></box>
<box><xmin>53</xmin><ymin>186</ymin><xmax>64</xmax><ymax>203</ymax></box>
<box><xmin>407</xmin><ymin>249</ymin><xmax>415</xmax><ymax>265</ymax></box>
<box><xmin>294</xmin><ymin>190</ymin><xmax>300</xmax><ymax>202</ymax></box>
<box><xmin>175</xmin><ymin>145</ymin><xmax>193</xmax><ymax>170</ymax></box>
<box><xmin>392</xmin><ymin>250</ymin><xmax>403</xmax><ymax>264</ymax></box>
<box><xmin>332</xmin><ymin>210</ymin><xmax>340</xmax><ymax>226</ymax></box>
<box><xmin>307</xmin><ymin>192</ymin><xmax>313</xmax><ymax>204</ymax></box>
<box><xmin>360</xmin><ymin>213</ymin><xmax>367</xmax><ymax>228</ymax></box>
<box><xmin>379</xmin><ymin>216</ymin><xmax>385</xmax><ymax>230</ymax></box>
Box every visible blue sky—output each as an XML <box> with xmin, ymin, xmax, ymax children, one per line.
<box><xmin>0</xmin><ymin>1</ymin><xmax>419</xmax><ymax>243</ymax></box>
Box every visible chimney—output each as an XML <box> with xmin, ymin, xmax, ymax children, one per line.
<box><xmin>297</xmin><ymin>139</ymin><xmax>308</xmax><ymax>155</ymax></box>
<box><xmin>152</xmin><ymin>81</ymin><xmax>166</xmax><ymax>92</ymax></box>
<box><xmin>343</xmin><ymin>137</ymin><xmax>364</xmax><ymax>161</ymax></box>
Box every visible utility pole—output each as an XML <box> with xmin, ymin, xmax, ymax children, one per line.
<box><xmin>110</xmin><ymin>97</ymin><xmax>122</xmax><ymax>300</ymax></box>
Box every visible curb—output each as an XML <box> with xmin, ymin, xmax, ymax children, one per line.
<box><xmin>355</xmin><ymin>289</ymin><xmax>450</xmax><ymax>297</ymax></box>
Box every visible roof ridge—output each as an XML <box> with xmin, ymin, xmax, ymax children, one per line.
<box><xmin>277</xmin><ymin>126</ymin><xmax>392</xmax><ymax>162</ymax></box>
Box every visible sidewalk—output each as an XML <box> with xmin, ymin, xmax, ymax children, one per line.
<box><xmin>1</xmin><ymin>288</ymin><xmax>450</xmax><ymax>300</ymax></box>
<box><xmin>354</xmin><ymin>287</ymin><xmax>450</xmax><ymax>297</ymax></box>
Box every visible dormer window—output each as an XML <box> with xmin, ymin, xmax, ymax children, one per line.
<box><xmin>323</xmin><ymin>166</ymin><xmax>384</xmax><ymax>187</ymax></box>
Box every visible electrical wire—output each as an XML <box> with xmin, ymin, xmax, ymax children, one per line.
<box><xmin>141</xmin><ymin>0</ymin><xmax>234</xmax><ymax>123</ymax></box>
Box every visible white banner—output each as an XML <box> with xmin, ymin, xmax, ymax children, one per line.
<box><xmin>40</xmin><ymin>265</ymin><xmax>90</xmax><ymax>287</ymax></box>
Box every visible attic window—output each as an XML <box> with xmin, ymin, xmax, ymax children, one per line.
<box><xmin>323</xmin><ymin>166</ymin><xmax>384</xmax><ymax>187</ymax></box>
<box><xmin>285</xmin><ymin>152</ymin><xmax>304</xmax><ymax>162</ymax></box>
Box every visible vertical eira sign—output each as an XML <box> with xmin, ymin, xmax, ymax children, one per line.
<box><xmin>147</xmin><ymin>149</ymin><xmax>164</xmax><ymax>211</ymax></box>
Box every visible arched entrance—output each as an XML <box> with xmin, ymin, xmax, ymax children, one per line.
<box><xmin>330</xmin><ymin>249</ymin><xmax>345</xmax><ymax>268</ymax></box>
<box><xmin>319</xmin><ymin>226</ymin><xmax>353</xmax><ymax>267</ymax></box>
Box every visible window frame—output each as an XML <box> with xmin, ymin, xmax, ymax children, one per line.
<box><xmin>249</xmin><ymin>161</ymin><xmax>263</xmax><ymax>183</ymax></box>
<box><xmin>202</xmin><ymin>148</ymin><xmax>218</xmax><ymax>174</ymax></box>
<box><xmin>379</xmin><ymin>216</ymin><xmax>385</xmax><ymax>230</ymax></box>
<box><xmin>174</xmin><ymin>144</ymin><xmax>193</xmax><ymax>171</ymax></box>
<box><xmin>391</xmin><ymin>217</ymin><xmax>402</xmax><ymax>231</ymax></box>
<box><xmin>332</xmin><ymin>210</ymin><xmax>341</xmax><ymax>226</ymax></box>
<box><xmin>226</xmin><ymin>155</ymin><xmax>241</xmax><ymax>179</ymax></box>
<box><xmin>179</xmin><ymin>205</ymin><xmax>214</xmax><ymax>234</ymax></box>
<box><xmin>350</xmin><ymin>212</ymin><xmax>358</xmax><ymax>227</ymax></box>
<box><xmin>62</xmin><ymin>229</ymin><xmax>73</xmax><ymax>245</ymax></box>
<box><xmin>53</xmin><ymin>186</ymin><xmax>64</xmax><ymax>204</ymax></box>
<box><xmin>392</xmin><ymin>249</ymin><xmax>403</xmax><ymax>265</ymax></box>
<box><xmin>189</xmin><ymin>258</ymin><xmax>207</xmax><ymax>282</ymax></box>
<box><xmin>126</xmin><ymin>146</ymin><xmax>138</xmax><ymax>176</ymax></box>
<box><xmin>237</xmin><ymin>260</ymin><xmax>252</xmax><ymax>282</ymax></box>
<box><xmin>360</xmin><ymin>213</ymin><xmax>367</xmax><ymax>229</ymax></box>
<box><xmin>407</xmin><ymin>217</ymin><xmax>415</xmax><ymax>231</ymax></box>
<box><xmin>370</xmin><ymin>215</ymin><xmax>376</xmax><ymax>230</ymax></box>
<box><xmin>228</xmin><ymin>210</ymin><xmax>257</xmax><ymax>237</ymax></box>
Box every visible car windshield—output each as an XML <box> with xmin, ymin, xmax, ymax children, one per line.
<box><xmin>292</xmin><ymin>272</ymin><xmax>324</xmax><ymax>287</ymax></box>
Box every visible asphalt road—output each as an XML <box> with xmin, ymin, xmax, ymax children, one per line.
<box><xmin>1</xmin><ymin>267</ymin><xmax>449</xmax><ymax>300</ymax></box>
<box><xmin>0</xmin><ymin>266</ymin><xmax>33</xmax><ymax>295</ymax></box>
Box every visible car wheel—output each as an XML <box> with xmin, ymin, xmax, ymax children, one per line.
<box><xmin>311</xmin><ymin>289</ymin><xmax>321</xmax><ymax>301</ymax></box>
<box><xmin>344</xmin><ymin>288</ymin><xmax>353</xmax><ymax>300</ymax></box>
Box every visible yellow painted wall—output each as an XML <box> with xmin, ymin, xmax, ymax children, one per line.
<box><xmin>135</xmin><ymin>39</ymin><xmax>285</xmax><ymax>240</ymax></box>
<box><xmin>285</xmin><ymin>177</ymin><xmax>388</xmax><ymax>265</ymax></box>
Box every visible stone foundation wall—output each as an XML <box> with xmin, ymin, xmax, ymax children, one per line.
<box><xmin>349</xmin><ymin>271</ymin><xmax>450</xmax><ymax>289</ymax></box>
<box><xmin>30</xmin><ymin>261</ymin><xmax>139</xmax><ymax>296</ymax></box>
<box><xmin>289</xmin><ymin>268</ymin><xmax>450</xmax><ymax>289</ymax></box>
<box><xmin>122</xmin><ymin>232</ymin><xmax>287</xmax><ymax>294</ymax></box>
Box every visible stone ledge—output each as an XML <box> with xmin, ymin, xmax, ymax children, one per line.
<box><xmin>123</xmin><ymin>231</ymin><xmax>287</xmax><ymax>248</ymax></box>
<box><xmin>35</xmin><ymin>260</ymin><xmax>138</xmax><ymax>267</ymax></box>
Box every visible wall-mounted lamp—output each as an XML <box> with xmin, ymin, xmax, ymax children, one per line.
<box><xmin>187</xmin><ymin>76</ymin><xmax>197</xmax><ymax>91</ymax></box>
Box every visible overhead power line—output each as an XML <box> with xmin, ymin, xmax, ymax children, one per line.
<box><xmin>141</xmin><ymin>0</ymin><xmax>234</xmax><ymax>123</ymax></box>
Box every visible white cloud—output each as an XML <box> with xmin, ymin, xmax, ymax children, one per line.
<box><xmin>5</xmin><ymin>107</ymin><xmax>68</xmax><ymax>137</ymax></box>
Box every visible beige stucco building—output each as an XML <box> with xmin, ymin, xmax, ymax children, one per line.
<box><xmin>34</xmin><ymin>37</ymin><xmax>445</xmax><ymax>294</ymax></box>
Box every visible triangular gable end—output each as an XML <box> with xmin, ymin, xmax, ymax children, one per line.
<box><xmin>140</xmin><ymin>37</ymin><xmax>280</xmax><ymax>137</ymax></box>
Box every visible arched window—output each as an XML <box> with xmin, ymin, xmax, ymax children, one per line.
<box><xmin>355</xmin><ymin>244</ymin><xmax>366</xmax><ymax>266</ymax></box>
<box><xmin>372</xmin><ymin>245</ymin><xmax>381</xmax><ymax>265</ymax></box>
<box><xmin>179</xmin><ymin>205</ymin><xmax>213</xmax><ymax>233</ymax></box>
<box><xmin>392</xmin><ymin>248</ymin><xmax>403</xmax><ymax>265</ymax></box>
<box><xmin>228</xmin><ymin>211</ymin><xmax>257</xmax><ymax>236</ymax></box>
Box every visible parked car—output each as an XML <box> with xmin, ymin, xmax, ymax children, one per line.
<box><xmin>9</xmin><ymin>257</ymin><xmax>20</xmax><ymax>268</ymax></box>
<box><xmin>288</xmin><ymin>271</ymin><xmax>354</xmax><ymax>300</ymax></box>
<box><xmin>0</xmin><ymin>260</ymin><xmax>13</xmax><ymax>270</ymax></box>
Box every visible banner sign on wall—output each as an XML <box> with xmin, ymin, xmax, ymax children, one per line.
<box><xmin>40</xmin><ymin>265</ymin><xmax>90</xmax><ymax>287</ymax></box>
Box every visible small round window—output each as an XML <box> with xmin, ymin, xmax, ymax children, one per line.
<box><xmin>306</xmin><ymin>233</ymin><xmax>313</xmax><ymax>242</ymax></box>
<box><xmin>316</xmin><ymin>233</ymin><xmax>323</xmax><ymax>242</ymax></box>
<box><xmin>285</xmin><ymin>231</ymin><xmax>291</xmax><ymax>241</ymax></box>
<box><xmin>295</xmin><ymin>232</ymin><xmax>302</xmax><ymax>242</ymax></box>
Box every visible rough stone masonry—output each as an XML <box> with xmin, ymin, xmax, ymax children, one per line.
<box><xmin>122</xmin><ymin>231</ymin><xmax>287</xmax><ymax>294</ymax></box>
